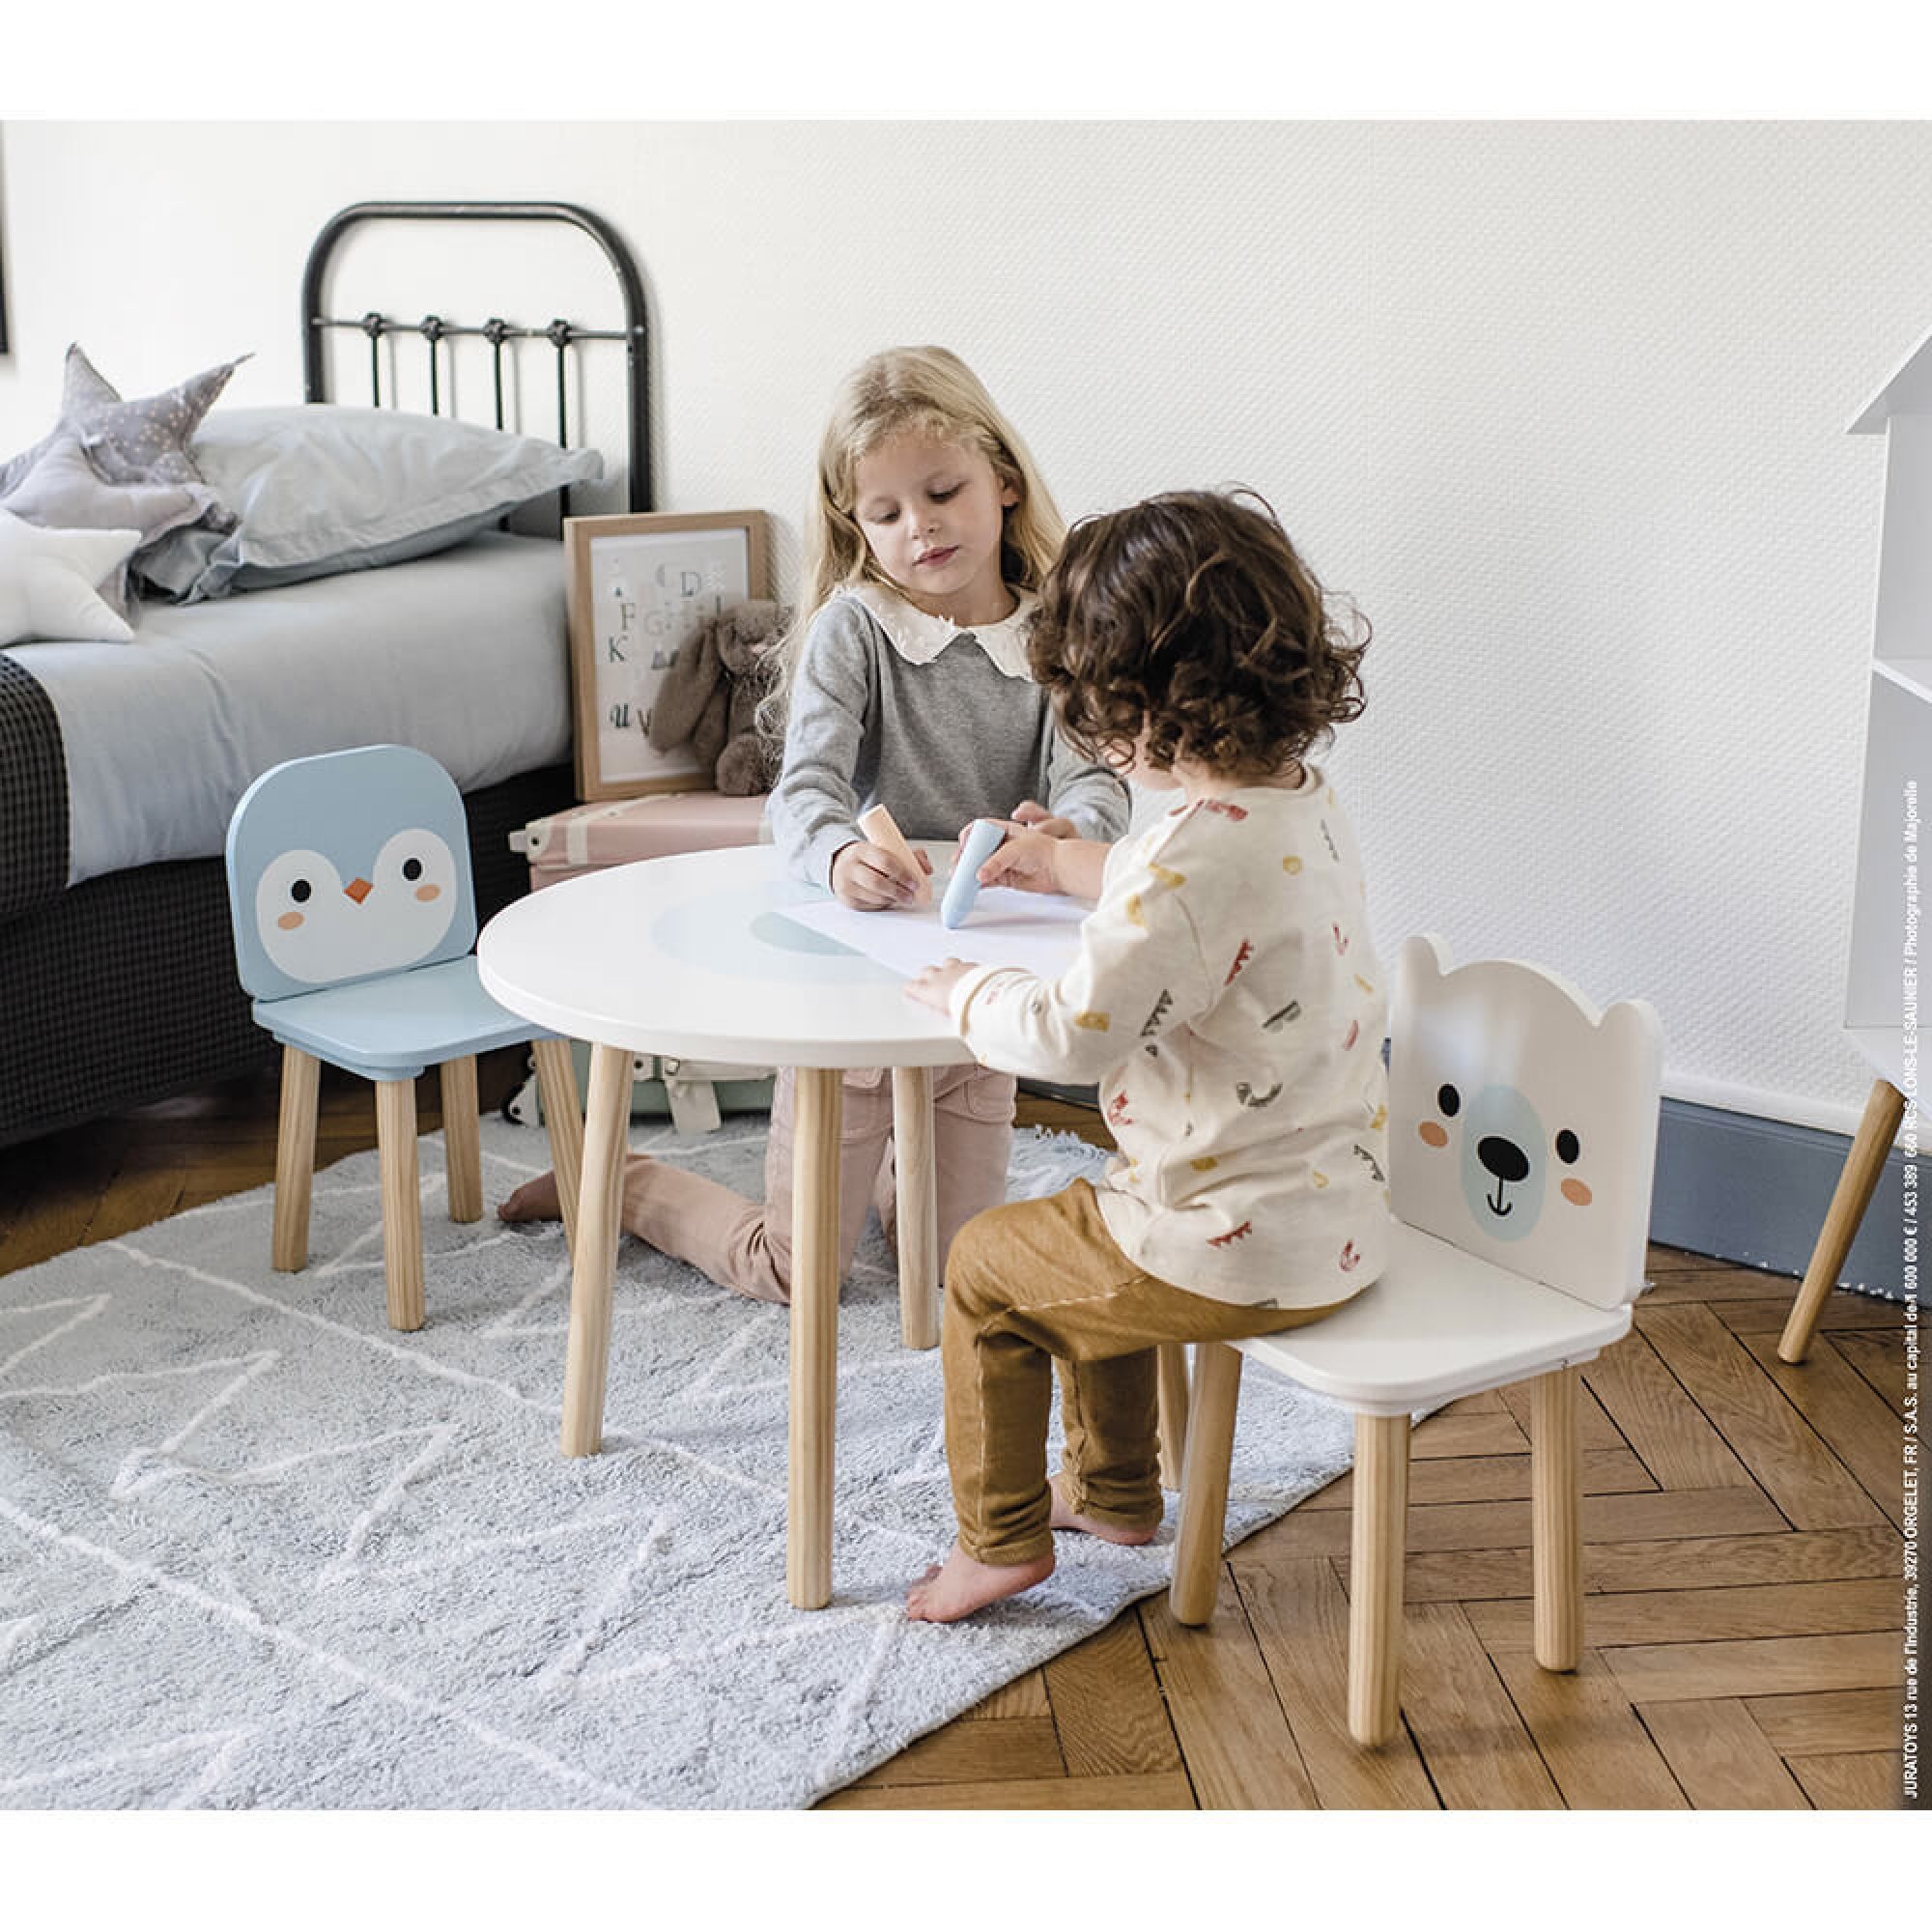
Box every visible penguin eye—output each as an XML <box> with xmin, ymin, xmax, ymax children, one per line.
<box><xmin>402</xmin><ymin>856</ymin><xmax>424</xmax><ymax>882</ymax></box>
<box><xmin>290</xmin><ymin>879</ymin><xmax>312</xmax><ymax>904</ymax></box>
<box><xmin>1436</xmin><ymin>1083</ymin><xmax>1460</xmax><ymax>1118</ymax></box>
<box><xmin>1555</xmin><ymin>1129</ymin><xmax>1580</xmax><ymax>1163</ymax></box>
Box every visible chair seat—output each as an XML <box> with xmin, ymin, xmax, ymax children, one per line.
<box><xmin>254</xmin><ymin>955</ymin><xmax>555</xmax><ymax>1082</ymax></box>
<box><xmin>1238</xmin><ymin>1219</ymin><xmax>1635</xmax><ymax>1415</ymax></box>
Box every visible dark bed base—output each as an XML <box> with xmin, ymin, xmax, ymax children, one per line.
<box><xmin>0</xmin><ymin>764</ymin><xmax>573</xmax><ymax>1151</ymax></box>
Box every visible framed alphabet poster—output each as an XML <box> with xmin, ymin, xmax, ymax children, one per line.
<box><xmin>565</xmin><ymin>509</ymin><xmax>771</xmax><ymax>801</ymax></box>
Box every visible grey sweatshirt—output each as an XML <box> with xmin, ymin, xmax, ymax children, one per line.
<box><xmin>767</xmin><ymin>588</ymin><xmax>1130</xmax><ymax>889</ymax></box>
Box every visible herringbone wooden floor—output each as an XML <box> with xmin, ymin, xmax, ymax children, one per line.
<box><xmin>0</xmin><ymin>1049</ymin><xmax>1911</xmax><ymax>1810</ymax></box>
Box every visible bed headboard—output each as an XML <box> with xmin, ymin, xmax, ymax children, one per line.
<box><xmin>299</xmin><ymin>200</ymin><xmax>651</xmax><ymax>513</ymax></box>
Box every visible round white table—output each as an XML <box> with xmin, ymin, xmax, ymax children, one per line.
<box><xmin>477</xmin><ymin>842</ymin><xmax>976</xmax><ymax>1609</ymax></box>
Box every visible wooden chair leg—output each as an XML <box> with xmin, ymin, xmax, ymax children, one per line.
<box><xmin>530</xmin><ymin>1037</ymin><xmax>583</xmax><ymax>1259</ymax></box>
<box><xmin>1779</xmin><ymin>1075</ymin><xmax>1904</xmax><ymax>1364</ymax></box>
<box><xmin>1169</xmin><ymin>1340</ymin><xmax>1242</xmax><ymax>1626</ymax></box>
<box><xmin>788</xmin><ymin>1066</ymin><xmax>843</xmax><ymax>1610</ymax></box>
<box><xmin>1531</xmin><ymin>1366</ymin><xmax>1583</xmax><ymax>1672</ymax></box>
<box><xmin>271</xmin><ymin>1045</ymin><xmax>320</xmax><ymax>1272</ymax></box>
<box><xmin>440</xmin><ymin>1054</ymin><xmax>482</xmax><ymax>1224</ymax></box>
<box><xmin>375</xmin><ymin>1077</ymin><xmax>425</xmax><ymax>1332</ymax></box>
<box><xmin>892</xmin><ymin>1065</ymin><xmax>939</xmax><ymax>1350</ymax></box>
<box><xmin>1157</xmin><ymin>1342</ymin><xmax>1191</xmax><ymax>1492</ymax></box>
<box><xmin>1348</xmin><ymin>1411</ymin><xmax>1410</xmax><ymax>1747</ymax></box>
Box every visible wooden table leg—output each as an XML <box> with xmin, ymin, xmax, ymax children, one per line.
<box><xmin>892</xmin><ymin>1065</ymin><xmax>940</xmax><ymax>1350</ymax></box>
<box><xmin>559</xmin><ymin>1041</ymin><xmax>631</xmax><ymax>1457</ymax></box>
<box><xmin>530</xmin><ymin>1036</ymin><xmax>584</xmax><ymax>1258</ymax></box>
<box><xmin>1778</xmin><ymin>1075</ymin><xmax>1905</xmax><ymax>1364</ymax></box>
<box><xmin>788</xmin><ymin>1066</ymin><xmax>843</xmax><ymax>1608</ymax></box>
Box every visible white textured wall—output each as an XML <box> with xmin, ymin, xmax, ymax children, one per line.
<box><xmin>3</xmin><ymin>119</ymin><xmax>1925</xmax><ymax>1133</ymax></box>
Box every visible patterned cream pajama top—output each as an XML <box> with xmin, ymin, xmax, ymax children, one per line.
<box><xmin>947</xmin><ymin>767</ymin><xmax>1391</xmax><ymax>1309</ymax></box>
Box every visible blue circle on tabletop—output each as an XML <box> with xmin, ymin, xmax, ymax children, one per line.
<box><xmin>652</xmin><ymin>879</ymin><xmax>901</xmax><ymax>984</ymax></box>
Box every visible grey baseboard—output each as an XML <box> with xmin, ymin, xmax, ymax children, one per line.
<box><xmin>1652</xmin><ymin>1097</ymin><xmax>1906</xmax><ymax>1298</ymax></box>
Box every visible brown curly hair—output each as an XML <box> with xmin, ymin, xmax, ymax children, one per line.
<box><xmin>1027</xmin><ymin>489</ymin><xmax>1368</xmax><ymax>781</ymax></box>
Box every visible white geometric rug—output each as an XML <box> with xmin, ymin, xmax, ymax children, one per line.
<box><xmin>0</xmin><ymin>1115</ymin><xmax>1355</xmax><ymax>1809</ymax></box>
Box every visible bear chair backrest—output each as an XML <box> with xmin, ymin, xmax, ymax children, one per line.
<box><xmin>225</xmin><ymin>745</ymin><xmax>478</xmax><ymax>1005</ymax></box>
<box><xmin>1388</xmin><ymin>933</ymin><xmax>1664</xmax><ymax>1312</ymax></box>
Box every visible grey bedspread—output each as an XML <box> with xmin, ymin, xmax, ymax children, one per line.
<box><xmin>0</xmin><ymin>530</ymin><xmax>572</xmax><ymax>906</ymax></box>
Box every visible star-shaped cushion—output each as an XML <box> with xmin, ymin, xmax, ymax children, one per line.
<box><xmin>0</xmin><ymin>436</ymin><xmax>223</xmax><ymax>617</ymax></box>
<box><xmin>0</xmin><ymin>508</ymin><xmax>142</xmax><ymax>645</ymax></box>
<box><xmin>0</xmin><ymin>344</ymin><xmax>246</xmax><ymax>534</ymax></box>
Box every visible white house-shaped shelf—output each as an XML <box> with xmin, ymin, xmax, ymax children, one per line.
<box><xmin>1843</xmin><ymin>325</ymin><xmax>1932</xmax><ymax>1088</ymax></box>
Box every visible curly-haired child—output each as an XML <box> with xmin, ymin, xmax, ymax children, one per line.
<box><xmin>902</xmin><ymin>488</ymin><xmax>1390</xmax><ymax>1621</ymax></box>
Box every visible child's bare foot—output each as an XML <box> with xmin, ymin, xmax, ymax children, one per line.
<box><xmin>1048</xmin><ymin>1474</ymin><xmax>1158</xmax><ymax>1546</ymax></box>
<box><xmin>905</xmin><ymin>1543</ymin><xmax>1054</xmax><ymax>1622</ymax></box>
<box><xmin>497</xmin><ymin>1171</ymin><xmax>562</xmax><ymax>1223</ymax></box>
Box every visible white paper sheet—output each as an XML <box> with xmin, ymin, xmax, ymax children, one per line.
<box><xmin>778</xmin><ymin>887</ymin><xmax>1088</xmax><ymax>980</ymax></box>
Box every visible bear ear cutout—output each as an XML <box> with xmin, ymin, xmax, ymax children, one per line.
<box><xmin>1599</xmin><ymin>994</ymin><xmax>1665</xmax><ymax>1083</ymax></box>
<box><xmin>1397</xmin><ymin>931</ymin><xmax>1453</xmax><ymax>991</ymax></box>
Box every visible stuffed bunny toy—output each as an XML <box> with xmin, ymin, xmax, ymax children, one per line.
<box><xmin>647</xmin><ymin>597</ymin><xmax>790</xmax><ymax>795</ymax></box>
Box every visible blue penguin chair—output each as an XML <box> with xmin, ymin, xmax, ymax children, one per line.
<box><xmin>226</xmin><ymin>745</ymin><xmax>583</xmax><ymax>1330</ymax></box>
<box><xmin>1167</xmin><ymin>934</ymin><xmax>1663</xmax><ymax>1747</ymax></box>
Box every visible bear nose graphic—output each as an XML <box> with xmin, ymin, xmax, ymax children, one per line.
<box><xmin>1477</xmin><ymin>1135</ymin><xmax>1529</xmax><ymax>1184</ymax></box>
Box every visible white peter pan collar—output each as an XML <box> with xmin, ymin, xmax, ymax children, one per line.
<box><xmin>842</xmin><ymin>580</ymin><xmax>1037</xmax><ymax>680</ymax></box>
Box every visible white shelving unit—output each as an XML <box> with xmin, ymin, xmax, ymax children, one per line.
<box><xmin>1844</xmin><ymin>353</ymin><xmax>1932</xmax><ymax>1091</ymax></box>
<box><xmin>1778</xmin><ymin>326</ymin><xmax>1931</xmax><ymax>1360</ymax></box>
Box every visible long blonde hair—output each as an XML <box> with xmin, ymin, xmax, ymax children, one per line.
<box><xmin>757</xmin><ymin>345</ymin><xmax>1065</xmax><ymax>743</ymax></box>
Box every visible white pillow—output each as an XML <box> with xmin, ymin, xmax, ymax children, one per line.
<box><xmin>137</xmin><ymin>405</ymin><xmax>605</xmax><ymax>601</ymax></box>
<box><xmin>0</xmin><ymin>509</ymin><xmax>140</xmax><ymax>645</ymax></box>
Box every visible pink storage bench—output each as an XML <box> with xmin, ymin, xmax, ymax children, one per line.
<box><xmin>504</xmin><ymin>791</ymin><xmax>775</xmax><ymax>1132</ymax></box>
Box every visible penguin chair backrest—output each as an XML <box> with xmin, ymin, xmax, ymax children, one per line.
<box><xmin>225</xmin><ymin>744</ymin><xmax>478</xmax><ymax>1005</ymax></box>
<box><xmin>1388</xmin><ymin>933</ymin><xmax>1664</xmax><ymax>1313</ymax></box>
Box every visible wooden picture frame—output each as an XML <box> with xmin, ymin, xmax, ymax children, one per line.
<box><xmin>565</xmin><ymin>509</ymin><xmax>771</xmax><ymax>802</ymax></box>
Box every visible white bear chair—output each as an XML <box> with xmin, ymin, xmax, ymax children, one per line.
<box><xmin>226</xmin><ymin>745</ymin><xmax>583</xmax><ymax>1330</ymax></box>
<box><xmin>1168</xmin><ymin>933</ymin><xmax>1663</xmax><ymax>1747</ymax></box>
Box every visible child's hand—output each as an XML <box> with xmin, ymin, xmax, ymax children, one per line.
<box><xmin>833</xmin><ymin>838</ymin><xmax>931</xmax><ymax>910</ymax></box>
<box><xmin>905</xmin><ymin>958</ymin><xmax>974</xmax><ymax>1012</ymax></box>
<box><xmin>971</xmin><ymin>827</ymin><xmax>1060</xmax><ymax>895</ymax></box>
<box><xmin>1009</xmin><ymin>799</ymin><xmax>1078</xmax><ymax>839</ymax></box>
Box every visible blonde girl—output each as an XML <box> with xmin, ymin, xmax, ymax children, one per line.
<box><xmin>501</xmin><ymin>346</ymin><xmax>1128</xmax><ymax>1304</ymax></box>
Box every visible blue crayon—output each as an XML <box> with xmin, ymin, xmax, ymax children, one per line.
<box><xmin>941</xmin><ymin>818</ymin><xmax>1007</xmax><ymax>929</ymax></box>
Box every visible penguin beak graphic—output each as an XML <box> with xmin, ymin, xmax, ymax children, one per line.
<box><xmin>344</xmin><ymin>877</ymin><xmax>373</xmax><ymax>904</ymax></box>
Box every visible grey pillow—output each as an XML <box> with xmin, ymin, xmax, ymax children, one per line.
<box><xmin>0</xmin><ymin>344</ymin><xmax>244</xmax><ymax>526</ymax></box>
<box><xmin>136</xmin><ymin>405</ymin><xmax>605</xmax><ymax>601</ymax></box>
<box><xmin>0</xmin><ymin>435</ymin><xmax>223</xmax><ymax>616</ymax></box>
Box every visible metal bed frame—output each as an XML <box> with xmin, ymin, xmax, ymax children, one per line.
<box><xmin>300</xmin><ymin>198</ymin><xmax>651</xmax><ymax>513</ymax></box>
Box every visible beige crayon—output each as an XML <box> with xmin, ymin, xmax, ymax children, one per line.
<box><xmin>858</xmin><ymin>803</ymin><xmax>932</xmax><ymax>905</ymax></box>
